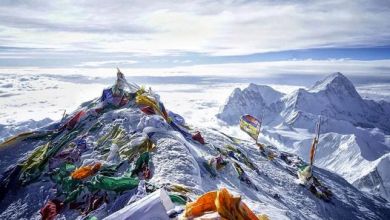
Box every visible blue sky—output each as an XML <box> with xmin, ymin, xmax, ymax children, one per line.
<box><xmin>0</xmin><ymin>0</ymin><xmax>390</xmax><ymax>82</ymax></box>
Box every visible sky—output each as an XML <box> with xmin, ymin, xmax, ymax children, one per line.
<box><xmin>0</xmin><ymin>0</ymin><xmax>390</xmax><ymax>82</ymax></box>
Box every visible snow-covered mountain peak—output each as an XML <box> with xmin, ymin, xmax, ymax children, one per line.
<box><xmin>220</xmin><ymin>73</ymin><xmax>390</xmax><ymax>132</ymax></box>
<box><xmin>245</xmin><ymin>83</ymin><xmax>284</xmax><ymax>105</ymax></box>
<box><xmin>217</xmin><ymin>83</ymin><xmax>283</xmax><ymax>124</ymax></box>
<box><xmin>308</xmin><ymin>72</ymin><xmax>358</xmax><ymax>97</ymax></box>
<box><xmin>231</xmin><ymin>87</ymin><xmax>242</xmax><ymax>96</ymax></box>
<box><xmin>281</xmin><ymin>73</ymin><xmax>390</xmax><ymax>133</ymax></box>
<box><xmin>246</xmin><ymin>83</ymin><xmax>270</xmax><ymax>92</ymax></box>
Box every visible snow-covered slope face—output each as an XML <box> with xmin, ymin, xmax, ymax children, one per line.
<box><xmin>217</xmin><ymin>84</ymin><xmax>283</xmax><ymax>124</ymax></box>
<box><xmin>353</xmin><ymin>154</ymin><xmax>390</xmax><ymax>201</ymax></box>
<box><xmin>294</xmin><ymin>132</ymin><xmax>390</xmax><ymax>196</ymax></box>
<box><xmin>218</xmin><ymin>72</ymin><xmax>390</xmax><ymax>202</ymax></box>
<box><xmin>261</xmin><ymin>114</ymin><xmax>390</xmax><ymax>202</ymax></box>
<box><xmin>0</xmin><ymin>118</ymin><xmax>53</xmax><ymax>143</ymax></box>
<box><xmin>1</xmin><ymin>92</ymin><xmax>390</xmax><ymax>220</ymax></box>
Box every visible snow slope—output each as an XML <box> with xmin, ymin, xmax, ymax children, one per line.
<box><xmin>0</xmin><ymin>118</ymin><xmax>53</xmax><ymax>143</ymax></box>
<box><xmin>1</xmin><ymin>90</ymin><xmax>389</xmax><ymax>219</ymax></box>
<box><xmin>218</xmin><ymin>72</ymin><xmax>390</xmax><ymax>202</ymax></box>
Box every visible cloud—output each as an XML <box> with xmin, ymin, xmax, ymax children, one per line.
<box><xmin>2</xmin><ymin>59</ymin><xmax>390</xmax><ymax>83</ymax></box>
<box><xmin>77</xmin><ymin>60</ymin><xmax>139</xmax><ymax>67</ymax></box>
<box><xmin>0</xmin><ymin>0</ymin><xmax>389</xmax><ymax>57</ymax></box>
<box><xmin>173</xmin><ymin>60</ymin><xmax>192</xmax><ymax>63</ymax></box>
<box><xmin>151</xmin><ymin>59</ymin><xmax>168</xmax><ymax>63</ymax></box>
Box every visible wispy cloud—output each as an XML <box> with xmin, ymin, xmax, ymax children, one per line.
<box><xmin>3</xmin><ymin>59</ymin><xmax>390</xmax><ymax>84</ymax></box>
<box><xmin>77</xmin><ymin>60</ymin><xmax>139</xmax><ymax>67</ymax></box>
<box><xmin>173</xmin><ymin>60</ymin><xmax>192</xmax><ymax>63</ymax></box>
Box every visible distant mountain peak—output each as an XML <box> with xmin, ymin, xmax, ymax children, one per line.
<box><xmin>308</xmin><ymin>72</ymin><xmax>357</xmax><ymax>95</ymax></box>
<box><xmin>217</xmin><ymin>83</ymin><xmax>283</xmax><ymax>124</ymax></box>
<box><xmin>246</xmin><ymin>83</ymin><xmax>274</xmax><ymax>92</ymax></box>
<box><xmin>231</xmin><ymin>87</ymin><xmax>242</xmax><ymax>95</ymax></box>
